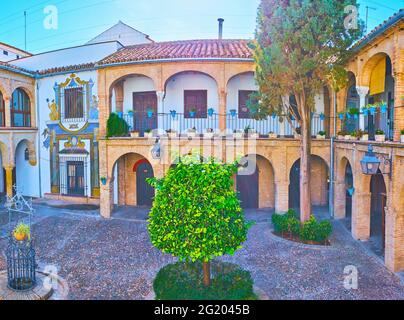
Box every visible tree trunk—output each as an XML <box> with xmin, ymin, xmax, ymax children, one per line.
<box><xmin>300</xmin><ymin>107</ymin><xmax>312</xmax><ymax>222</ymax></box>
<box><xmin>203</xmin><ymin>262</ymin><xmax>211</xmax><ymax>286</ymax></box>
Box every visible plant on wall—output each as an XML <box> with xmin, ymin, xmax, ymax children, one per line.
<box><xmin>106</xmin><ymin>112</ymin><xmax>129</xmax><ymax>138</ymax></box>
<box><xmin>147</xmin><ymin>153</ymin><xmax>251</xmax><ymax>287</ymax></box>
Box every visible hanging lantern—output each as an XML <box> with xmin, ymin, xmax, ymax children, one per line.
<box><xmin>360</xmin><ymin>145</ymin><xmax>381</xmax><ymax>175</ymax></box>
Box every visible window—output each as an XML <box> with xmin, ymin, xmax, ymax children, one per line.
<box><xmin>238</xmin><ymin>90</ymin><xmax>257</xmax><ymax>119</ymax></box>
<box><xmin>11</xmin><ymin>88</ymin><xmax>31</xmax><ymax>127</ymax></box>
<box><xmin>3</xmin><ymin>50</ymin><xmax>8</xmax><ymax>56</ymax></box>
<box><xmin>184</xmin><ymin>90</ymin><xmax>207</xmax><ymax>118</ymax></box>
<box><xmin>0</xmin><ymin>92</ymin><xmax>5</xmax><ymax>127</ymax></box>
<box><xmin>64</xmin><ymin>87</ymin><xmax>84</xmax><ymax>119</ymax></box>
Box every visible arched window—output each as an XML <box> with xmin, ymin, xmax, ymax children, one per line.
<box><xmin>11</xmin><ymin>88</ymin><xmax>31</xmax><ymax>127</ymax></box>
<box><xmin>0</xmin><ymin>91</ymin><xmax>5</xmax><ymax>127</ymax></box>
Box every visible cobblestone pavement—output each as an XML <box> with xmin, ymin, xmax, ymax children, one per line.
<box><xmin>0</xmin><ymin>205</ymin><xmax>403</xmax><ymax>300</ymax></box>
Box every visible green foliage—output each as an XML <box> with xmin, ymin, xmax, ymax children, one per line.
<box><xmin>401</xmin><ymin>129</ymin><xmax>404</xmax><ymax>135</ymax></box>
<box><xmin>106</xmin><ymin>112</ymin><xmax>129</xmax><ymax>138</ymax></box>
<box><xmin>147</xmin><ymin>154</ymin><xmax>251</xmax><ymax>263</ymax></box>
<box><xmin>375</xmin><ymin>129</ymin><xmax>385</xmax><ymax>135</ymax></box>
<box><xmin>251</xmin><ymin>0</ymin><xmax>363</xmax><ymax>118</ymax></box>
<box><xmin>272</xmin><ymin>210</ymin><xmax>332</xmax><ymax>244</ymax></box>
<box><xmin>154</xmin><ymin>261</ymin><xmax>257</xmax><ymax>300</ymax></box>
<box><xmin>300</xmin><ymin>215</ymin><xmax>332</xmax><ymax>243</ymax></box>
<box><xmin>318</xmin><ymin>131</ymin><xmax>326</xmax><ymax>136</ymax></box>
<box><xmin>348</xmin><ymin>107</ymin><xmax>359</xmax><ymax>115</ymax></box>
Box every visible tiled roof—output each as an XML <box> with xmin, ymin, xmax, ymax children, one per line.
<box><xmin>37</xmin><ymin>63</ymin><xmax>96</xmax><ymax>75</ymax></box>
<box><xmin>0</xmin><ymin>61</ymin><xmax>34</xmax><ymax>76</ymax></box>
<box><xmin>99</xmin><ymin>39</ymin><xmax>253</xmax><ymax>65</ymax></box>
<box><xmin>353</xmin><ymin>9</ymin><xmax>403</xmax><ymax>51</ymax></box>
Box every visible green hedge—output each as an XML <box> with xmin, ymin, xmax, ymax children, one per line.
<box><xmin>154</xmin><ymin>261</ymin><xmax>257</xmax><ymax>300</ymax></box>
<box><xmin>271</xmin><ymin>209</ymin><xmax>332</xmax><ymax>244</ymax></box>
<box><xmin>106</xmin><ymin>112</ymin><xmax>129</xmax><ymax>138</ymax></box>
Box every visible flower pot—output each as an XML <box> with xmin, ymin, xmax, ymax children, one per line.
<box><xmin>249</xmin><ymin>133</ymin><xmax>259</xmax><ymax>139</ymax></box>
<box><xmin>130</xmin><ymin>132</ymin><xmax>139</xmax><ymax>138</ymax></box>
<box><xmin>344</xmin><ymin>135</ymin><xmax>351</xmax><ymax>140</ymax></box>
<box><xmin>208</xmin><ymin>108</ymin><xmax>215</xmax><ymax>117</ymax></box>
<box><xmin>268</xmin><ymin>133</ymin><xmax>278</xmax><ymax>139</ymax></box>
<box><xmin>168</xmin><ymin>132</ymin><xmax>177</xmax><ymax>139</ymax></box>
<box><xmin>316</xmin><ymin>135</ymin><xmax>326</xmax><ymax>140</ymax></box>
<box><xmin>401</xmin><ymin>135</ymin><xmax>404</xmax><ymax>143</ymax></box>
<box><xmin>375</xmin><ymin>134</ymin><xmax>385</xmax><ymax>142</ymax></box>
<box><xmin>170</xmin><ymin>111</ymin><xmax>177</xmax><ymax>119</ymax></box>
<box><xmin>14</xmin><ymin>233</ymin><xmax>27</xmax><ymax>242</ymax></box>
<box><xmin>380</xmin><ymin>105</ymin><xmax>387</xmax><ymax>113</ymax></box>
<box><xmin>230</xmin><ymin>110</ymin><xmax>237</xmax><ymax>118</ymax></box>
<box><xmin>189</xmin><ymin>111</ymin><xmax>196</xmax><ymax>118</ymax></box>
<box><xmin>147</xmin><ymin>111</ymin><xmax>154</xmax><ymax>118</ymax></box>
<box><xmin>337</xmin><ymin>135</ymin><xmax>345</xmax><ymax>140</ymax></box>
<box><xmin>233</xmin><ymin>132</ymin><xmax>244</xmax><ymax>139</ymax></box>
<box><xmin>369</xmin><ymin>107</ymin><xmax>376</xmax><ymax>116</ymax></box>
<box><xmin>144</xmin><ymin>132</ymin><xmax>153</xmax><ymax>139</ymax></box>
<box><xmin>360</xmin><ymin>134</ymin><xmax>369</xmax><ymax>141</ymax></box>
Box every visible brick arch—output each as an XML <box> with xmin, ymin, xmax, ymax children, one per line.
<box><xmin>163</xmin><ymin>69</ymin><xmax>219</xmax><ymax>90</ymax></box>
<box><xmin>11</xmin><ymin>85</ymin><xmax>34</xmax><ymax>104</ymax></box>
<box><xmin>108</xmin><ymin>73</ymin><xmax>158</xmax><ymax>96</ymax></box>
<box><xmin>360</xmin><ymin>52</ymin><xmax>393</xmax><ymax>88</ymax></box>
<box><xmin>224</xmin><ymin>64</ymin><xmax>255</xmax><ymax>87</ymax></box>
<box><xmin>0</xmin><ymin>81</ymin><xmax>11</xmax><ymax>99</ymax></box>
<box><xmin>108</xmin><ymin>150</ymin><xmax>154</xmax><ymax>179</ymax></box>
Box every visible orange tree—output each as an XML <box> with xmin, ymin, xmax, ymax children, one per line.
<box><xmin>251</xmin><ymin>0</ymin><xmax>363</xmax><ymax>221</ymax></box>
<box><xmin>147</xmin><ymin>154</ymin><xmax>251</xmax><ymax>286</ymax></box>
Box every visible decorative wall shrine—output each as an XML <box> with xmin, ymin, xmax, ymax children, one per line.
<box><xmin>43</xmin><ymin>74</ymin><xmax>100</xmax><ymax>199</ymax></box>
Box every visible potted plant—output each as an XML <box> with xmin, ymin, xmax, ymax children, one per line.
<box><xmin>361</xmin><ymin>105</ymin><xmax>369</xmax><ymax>116</ymax></box>
<box><xmin>316</xmin><ymin>131</ymin><xmax>326</xmax><ymax>139</ymax></box>
<box><xmin>378</xmin><ymin>100</ymin><xmax>388</xmax><ymax>113</ymax></box>
<box><xmin>207</xmin><ymin>108</ymin><xmax>215</xmax><ymax>117</ymax></box>
<box><xmin>338</xmin><ymin>112</ymin><xmax>345</xmax><ymax>121</ymax></box>
<box><xmin>170</xmin><ymin>110</ymin><xmax>177</xmax><ymax>118</ymax></box>
<box><xmin>187</xmin><ymin>127</ymin><xmax>198</xmax><ymax>137</ymax></box>
<box><xmin>204</xmin><ymin>128</ymin><xmax>215</xmax><ymax>139</ymax></box>
<box><xmin>344</xmin><ymin>131</ymin><xmax>351</xmax><ymax>140</ymax></box>
<box><xmin>359</xmin><ymin>130</ymin><xmax>369</xmax><ymax>141</ymax></box>
<box><xmin>130</xmin><ymin>130</ymin><xmax>140</xmax><ymax>138</ymax></box>
<box><xmin>13</xmin><ymin>223</ymin><xmax>30</xmax><ymax>242</ymax></box>
<box><xmin>146</xmin><ymin>108</ymin><xmax>154</xmax><ymax>118</ymax></box>
<box><xmin>229</xmin><ymin>109</ymin><xmax>237</xmax><ymax>117</ymax></box>
<box><xmin>401</xmin><ymin>129</ymin><xmax>404</xmax><ymax>143</ymax></box>
<box><xmin>337</xmin><ymin>130</ymin><xmax>346</xmax><ymax>140</ymax></box>
<box><xmin>348</xmin><ymin>107</ymin><xmax>359</xmax><ymax>120</ymax></box>
<box><xmin>268</xmin><ymin>131</ymin><xmax>278</xmax><ymax>139</ymax></box>
<box><xmin>375</xmin><ymin>129</ymin><xmax>385</xmax><ymax>142</ymax></box>
<box><xmin>189</xmin><ymin>108</ymin><xmax>197</xmax><ymax>118</ymax></box>
<box><xmin>349</xmin><ymin>130</ymin><xmax>358</xmax><ymax>141</ymax></box>
<box><xmin>369</xmin><ymin>104</ymin><xmax>377</xmax><ymax>116</ymax></box>
<box><xmin>233</xmin><ymin>129</ymin><xmax>244</xmax><ymax>139</ymax></box>
<box><xmin>144</xmin><ymin>129</ymin><xmax>153</xmax><ymax>138</ymax></box>
<box><xmin>100</xmin><ymin>176</ymin><xmax>107</xmax><ymax>185</ymax></box>
<box><xmin>166</xmin><ymin>129</ymin><xmax>177</xmax><ymax>139</ymax></box>
<box><xmin>319</xmin><ymin>113</ymin><xmax>325</xmax><ymax>121</ymax></box>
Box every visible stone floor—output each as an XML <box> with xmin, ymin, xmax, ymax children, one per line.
<box><xmin>0</xmin><ymin>204</ymin><xmax>403</xmax><ymax>300</ymax></box>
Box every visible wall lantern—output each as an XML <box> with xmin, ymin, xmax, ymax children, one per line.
<box><xmin>360</xmin><ymin>144</ymin><xmax>392</xmax><ymax>178</ymax></box>
<box><xmin>100</xmin><ymin>177</ymin><xmax>107</xmax><ymax>185</ymax></box>
<box><xmin>151</xmin><ymin>139</ymin><xmax>161</xmax><ymax>160</ymax></box>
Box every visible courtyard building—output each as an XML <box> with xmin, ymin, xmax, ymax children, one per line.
<box><xmin>0</xmin><ymin>12</ymin><xmax>402</xmax><ymax>275</ymax></box>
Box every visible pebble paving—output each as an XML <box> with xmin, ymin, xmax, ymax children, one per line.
<box><xmin>0</xmin><ymin>205</ymin><xmax>403</xmax><ymax>300</ymax></box>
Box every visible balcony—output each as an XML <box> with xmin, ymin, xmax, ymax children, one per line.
<box><xmin>118</xmin><ymin>111</ymin><xmax>326</xmax><ymax>138</ymax></box>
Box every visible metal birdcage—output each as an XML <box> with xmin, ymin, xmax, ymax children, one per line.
<box><xmin>4</xmin><ymin>185</ymin><xmax>37</xmax><ymax>292</ymax></box>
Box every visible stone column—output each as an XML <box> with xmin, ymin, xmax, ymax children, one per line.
<box><xmin>4</xmin><ymin>165</ymin><xmax>14</xmax><ymax>197</ymax></box>
<box><xmin>100</xmin><ymin>178</ymin><xmax>114</xmax><ymax>219</ymax></box>
<box><xmin>334</xmin><ymin>181</ymin><xmax>346</xmax><ymax>219</ymax></box>
<box><xmin>275</xmin><ymin>180</ymin><xmax>289</xmax><ymax>213</ymax></box>
<box><xmin>117</xmin><ymin>158</ymin><xmax>126</xmax><ymax>206</ymax></box>
<box><xmin>4</xmin><ymin>96</ymin><xmax>11</xmax><ymax>127</ymax></box>
<box><xmin>218</xmin><ymin>89</ymin><xmax>227</xmax><ymax>133</ymax></box>
<box><xmin>114</xmin><ymin>81</ymin><xmax>124</xmax><ymax>113</ymax></box>
<box><xmin>351</xmin><ymin>191</ymin><xmax>371</xmax><ymax>240</ymax></box>
<box><xmin>393</xmin><ymin>71</ymin><xmax>404</xmax><ymax>142</ymax></box>
<box><xmin>384</xmin><ymin>207</ymin><xmax>404</xmax><ymax>272</ymax></box>
<box><xmin>356</xmin><ymin>86</ymin><xmax>369</xmax><ymax>131</ymax></box>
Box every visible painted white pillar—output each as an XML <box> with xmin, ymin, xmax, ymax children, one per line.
<box><xmin>156</xmin><ymin>91</ymin><xmax>165</xmax><ymax>132</ymax></box>
<box><xmin>356</xmin><ymin>86</ymin><xmax>369</xmax><ymax>131</ymax></box>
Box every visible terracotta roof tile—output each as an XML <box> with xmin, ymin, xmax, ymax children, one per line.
<box><xmin>0</xmin><ymin>61</ymin><xmax>34</xmax><ymax>76</ymax></box>
<box><xmin>99</xmin><ymin>39</ymin><xmax>253</xmax><ymax>65</ymax></box>
<box><xmin>37</xmin><ymin>63</ymin><xmax>96</xmax><ymax>75</ymax></box>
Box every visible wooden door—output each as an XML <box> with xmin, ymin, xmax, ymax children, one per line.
<box><xmin>237</xmin><ymin>165</ymin><xmax>259</xmax><ymax>209</ymax></box>
<box><xmin>133</xmin><ymin>91</ymin><xmax>157</xmax><ymax>134</ymax></box>
<box><xmin>289</xmin><ymin>161</ymin><xmax>300</xmax><ymax>210</ymax></box>
<box><xmin>136</xmin><ymin>162</ymin><xmax>155</xmax><ymax>206</ymax></box>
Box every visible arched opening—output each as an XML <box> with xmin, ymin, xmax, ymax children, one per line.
<box><xmin>370</xmin><ymin>171</ymin><xmax>387</xmax><ymax>256</ymax></box>
<box><xmin>344</xmin><ymin>72</ymin><xmax>360</xmax><ymax>133</ymax></box>
<box><xmin>0</xmin><ymin>90</ymin><xmax>5</xmax><ymax>127</ymax></box>
<box><xmin>164</xmin><ymin>71</ymin><xmax>219</xmax><ymax>134</ymax></box>
<box><xmin>15</xmin><ymin>139</ymin><xmax>37</xmax><ymax>197</ymax></box>
<box><xmin>289</xmin><ymin>155</ymin><xmax>329</xmax><ymax>214</ymax></box>
<box><xmin>236</xmin><ymin>154</ymin><xmax>275</xmax><ymax>209</ymax></box>
<box><xmin>345</xmin><ymin>162</ymin><xmax>353</xmax><ymax>221</ymax></box>
<box><xmin>362</xmin><ymin>53</ymin><xmax>395</xmax><ymax>141</ymax></box>
<box><xmin>112</xmin><ymin>153</ymin><xmax>155</xmax><ymax>211</ymax></box>
<box><xmin>109</xmin><ymin>74</ymin><xmax>157</xmax><ymax>136</ymax></box>
<box><xmin>11</xmin><ymin>88</ymin><xmax>31</xmax><ymax>127</ymax></box>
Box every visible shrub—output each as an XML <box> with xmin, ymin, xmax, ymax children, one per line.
<box><xmin>272</xmin><ymin>209</ymin><xmax>300</xmax><ymax>235</ymax></box>
<box><xmin>375</xmin><ymin>129</ymin><xmax>385</xmax><ymax>135</ymax></box>
<box><xmin>106</xmin><ymin>112</ymin><xmax>129</xmax><ymax>138</ymax></box>
<box><xmin>154</xmin><ymin>261</ymin><xmax>257</xmax><ymax>300</ymax></box>
<box><xmin>318</xmin><ymin>131</ymin><xmax>326</xmax><ymax>136</ymax></box>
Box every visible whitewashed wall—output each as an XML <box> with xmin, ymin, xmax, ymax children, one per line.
<box><xmin>16</xmin><ymin>140</ymin><xmax>39</xmax><ymax>197</ymax></box>
<box><xmin>227</xmin><ymin>73</ymin><xmax>258</xmax><ymax>113</ymax></box>
<box><xmin>123</xmin><ymin>76</ymin><xmax>156</xmax><ymax>113</ymax></box>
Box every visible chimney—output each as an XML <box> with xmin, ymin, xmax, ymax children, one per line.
<box><xmin>218</xmin><ymin>18</ymin><xmax>224</xmax><ymax>40</ymax></box>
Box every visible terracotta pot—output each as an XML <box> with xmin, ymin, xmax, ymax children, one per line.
<box><xmin>130</xmin><ymin>132</ymin><xmax>139</xmax><ymax>138</ymax></box>
<box><xmin>14</xmin><ymin>233</ymin><xmax>27</xmax><ymax>242</ymax></box>
<box><xmin>316</xmin><ymin>135</ymin><xmax>326</xmax><ymax>139</ymax></box>
<box><xmin>375</xmin><ymin>134</ymin><xmax>386</xmax><ymax>142</ymax></box>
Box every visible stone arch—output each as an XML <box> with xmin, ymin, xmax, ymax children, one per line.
<box><xmin>108</xmin><ymin>149</ymin><xmax>154</xmax><ymax>180</ymax></box>
<box><xmin>360</xmin><ymin>52</ymin><xmax>394</xmax><ymax>88</ymax></box>
<box><xmin>236</xmin><ymin>153</ymin><xmax>275</xmax><ymax>209</ymax></box>
<box><xmin>111</xmin><ymin>152</ymin><xmax>155</xmax><ymax>208</ymax></box>
<box><xmin>163</xmin><ymin>69</ymin><xmax>219</xmax><ymax>90</ymax></box>
<box><xmin>289</xmin><ymin>154</ymin><xmax>330</xmax><ymax>210</ymax></box>
<box><xmin>14</xmin><ymin>138</ymin><xmax>36</xmax><ymax>166</ymax></box>
<box><xmin>224</xmin><ymin>64</ymin><xmax>256</xmax><ymax>87</ymax></box>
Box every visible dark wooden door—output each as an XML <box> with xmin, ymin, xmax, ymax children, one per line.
<box><xmin>345</xmin><ymin>163</ymin><xmax>353</xmax><ymax>219</ymax></box>
<box><xmin>67</xmin><ymin>161</ymin><xmax>85</xmax><ymax>196</ymax></box>
<box><xmin>370</xmin><ymin>173</ymin><xmax>387</xmax><ymax>250</ymax></box>
<box><xmin>133</xmin><ymin>91</ymin><xmax>157</xmax><ymax>134</ymax></box>
<box><xmin>136</xmin><ymin>162</ymin><xmax>155</xmax><ymax>206</ymax></box>
<box><xmin>289</xmin><ymin>161</ymin><xmax>300</xmax><ymax>210</ymax></box>
<box><xmin>237</xmin><ymin>165</ymin><xmax>259</xmax><ymax>209</ymax></box>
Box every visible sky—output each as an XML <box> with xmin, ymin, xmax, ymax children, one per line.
<box><xmin>0</xmin><ymin>0</ymin><xmax>402</xmax><ymax>54</ymax></box>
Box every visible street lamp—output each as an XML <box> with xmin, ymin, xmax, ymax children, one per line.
<box><xmin>360</xmin><ymin>144</ymin><xmax>392</xmax><ymax>178</ymax></box>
